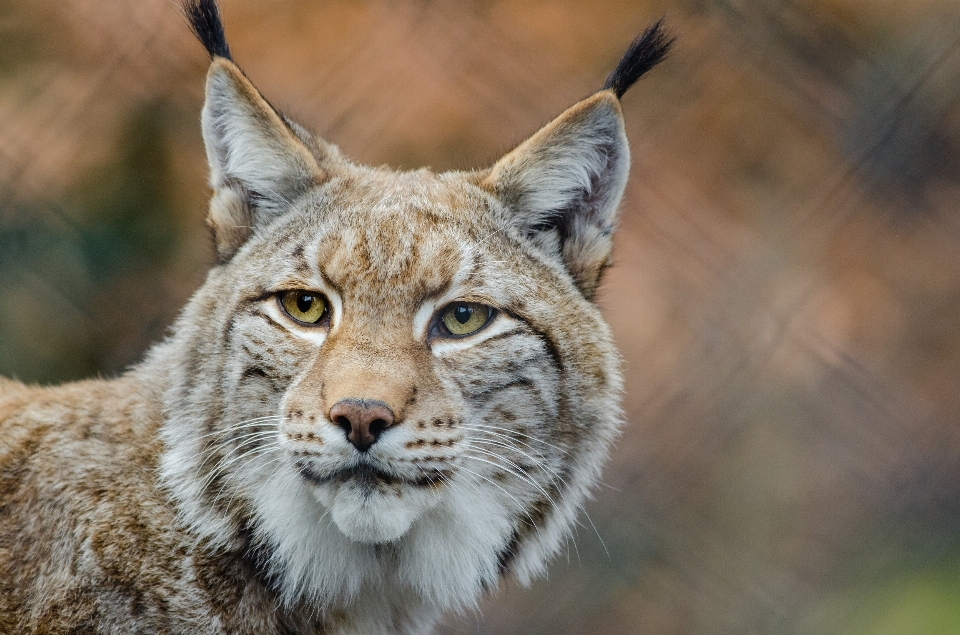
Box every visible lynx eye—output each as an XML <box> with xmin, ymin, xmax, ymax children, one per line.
<box><xmin>280</xmin><ymin>290</ymin><xmax>328</xmax><ymax>325</ymax></box>
<box><xmin>439</xmin><ymin>302</ymin><xmax>493</xmax><ymax>337</ymax></box>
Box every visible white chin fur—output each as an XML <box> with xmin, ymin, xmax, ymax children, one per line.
<box><xmin>314</xmin><ymin>481</ymin><xmax>438</xmax><ymax>545</ymax></box>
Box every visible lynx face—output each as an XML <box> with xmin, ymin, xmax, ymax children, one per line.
<box><xmin>155</xmin><ymin>0</ymin><xmax>670</xmax><ymax>620</ymax></box>
<box><xmin>161</xmin><ymin>130</ymin><xmax>623</xmax><ymax>607</ymax></box>
<box><xmin>223</xmin><ymin>170</ymin><xmax>599</xmax><ymax>552</ymax></box>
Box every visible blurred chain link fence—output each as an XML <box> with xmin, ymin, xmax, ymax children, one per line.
<box><xmin>2</xmin><ymin>0</ymin><xmax>960</xmax><ymax>633</ymax></box>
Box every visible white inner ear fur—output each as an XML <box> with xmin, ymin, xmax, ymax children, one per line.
<box><xmin>486</xmin><ymin>91</ymin><xmax>631</xmax><ymax>294</ymax></box>
<box><xmin>490</xmin><ymin>92</ymin><xmax>629</xmax><ymax>227</ymax></box>
<box><xmin>202</xmin><ymin>59</ymin><xmax>321</xmax><ymax>220</ymax></box>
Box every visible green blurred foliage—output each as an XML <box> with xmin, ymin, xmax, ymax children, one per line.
<box><xmin>858</xmin><ymin>572</ymin><xmax>960</xmax><ymax>635</ymax></box>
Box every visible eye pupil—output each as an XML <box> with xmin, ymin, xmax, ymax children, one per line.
<box><xmin>454</xmin><ymin>305</ymin><xmax>472</xmax><ymax>324</ymax></box>
<box><xmin>280</xmin><ymin>290</ymin><xmax>327</xmax><ymax>325</ymax></box>
<box><xmin>296</xmin><ymin>294</ymin><xmax>314</xmax><ymax>313</ymax></box>
<box><xmin>439</xmin><ymin>302</ymin><xmax>492</xmax><ymax>337</ymax></box>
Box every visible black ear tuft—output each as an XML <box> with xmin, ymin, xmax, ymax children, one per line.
<box><xmin>182</xmin><ymin>0</ymin><xmax>232</xmax><ymax>61</ymax></box>
<box><xmin>602</xmin><ymin>18</ymin><xmax>674</xmax><ymax>99</ymax></box>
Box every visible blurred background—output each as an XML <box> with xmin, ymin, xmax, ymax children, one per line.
<box><xmin>2</xmin><ymin>0</ymin><xmax>960</xmax><ymax>633</ymax></box>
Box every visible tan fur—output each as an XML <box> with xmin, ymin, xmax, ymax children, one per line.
<box><xmin>0</xmin><ymin>18</ymin><xmax>642</xmax><ymax>635</ymax></box>
<box><xmin>0</xmin><ymin>378</ymin><xmax>336</xmax><ymax>633</ymax></box>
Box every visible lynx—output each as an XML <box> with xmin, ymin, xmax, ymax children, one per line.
<box><xmin>0</xmin><ymin>1</ymin><xmax>671</xmax><ymax>633</ymax></box>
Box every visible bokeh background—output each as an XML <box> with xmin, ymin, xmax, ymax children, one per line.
<box><xmin>2</xmin><ymin>0</ymin><xmax>960</xmax><ymax>633</ymax></box>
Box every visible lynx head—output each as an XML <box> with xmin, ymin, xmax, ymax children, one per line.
<box><xmin>157</xmin><ymin>0</ymin><xmax>671</xmax><ymax>618</ymax></box>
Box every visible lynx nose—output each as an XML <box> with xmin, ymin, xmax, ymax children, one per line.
<box><xmin>329</xmin><ymin>398</ymin><xmax>395</xmax><ymax>452</ymax></box>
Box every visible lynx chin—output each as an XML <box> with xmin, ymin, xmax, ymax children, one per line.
<box><xmin>0</xmin><ymin>1</ymin><xmax>672</xmax><ymax>633</ymax></box>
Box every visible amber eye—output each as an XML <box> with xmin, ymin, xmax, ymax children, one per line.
<box><xmin>439</xmin><ymin>302</ymin><xmax>493</xmax><ymax>337</ymax></box>
<box><xmin>280</xmin><ymin>290</ymin><xmax>328</xmax><ymax>325</ymax></box>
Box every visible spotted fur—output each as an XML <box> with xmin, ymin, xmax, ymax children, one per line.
<box><xmin>0</xmin><ymin>2</ymin><xmax>671</xmax><ymax>633</ymax></box>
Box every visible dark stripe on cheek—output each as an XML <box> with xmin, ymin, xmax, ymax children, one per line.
<box><xmin>242</xmin><ymin>366</ymin><xmax>269</xmax><ymax>379</ymax></box>
<box><xmin>221</xmin><ymin>314</ymin><xmax>236</xmax><ymax>349</ymax></box>
<box><xmin>475</xmin><ymin>327</ymin><xmax>525</xmax><ymax>347</ymax></box>
<box><xmin>248</xmin><ymin>308</ymin><xmax>291</xmax><ymax>334</ymax></box>
<box><xmin>240</xmin><ymin>367</ymin><xmax>287</xmax><ymax>390</ymax></box>
<box><xmin>238</xmin><ymin>345</ymin><xmax>293</xmax><ymax>387</ymax></box>
<box><xmin>498</xmin><ymin>303</ymin><xmax>566</xmax><ymax>375</ymax></box>
<box><xmin>531</xmin><ymin>329</ymin><xmax>565</xmax><ymax>376</ymax></box>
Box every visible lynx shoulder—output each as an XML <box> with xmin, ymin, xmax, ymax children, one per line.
<box><xmin>0</xmin><ymin>1</ymin><xmax>671</xmax><ymax>633</ymax></box>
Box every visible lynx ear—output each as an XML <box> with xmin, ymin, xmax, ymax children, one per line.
<box><xmin>485</xmin><ymin>92</ymin><xmax>630</xmax><ymax>298</ymax></box>
<box><xmin>485</xmin><ymin>20</ymin><xmax>672</xmax><ymax>297</ymax></box>
<box><xmin>183</xmin><ymin>0</ymin><xmax>324</xmax><ymax>259</ymax></box>
<box><xmin>201</xmin><ymin>58</ymin><xmax>325</xmax><ymax>260</ymax></box>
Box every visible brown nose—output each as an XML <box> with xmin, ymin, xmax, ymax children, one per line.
<box><xmin>329</xmin><ymin>398</ymin><xmax>395</xmax><ymax>452</ymax></box>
